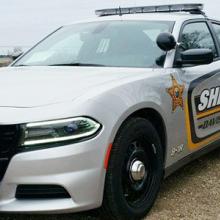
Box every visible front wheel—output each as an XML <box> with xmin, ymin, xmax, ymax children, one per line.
<box><xmin>102</xmin><ymin>117</ymin><xmax>164</xmax><ymax>220</ymax></box>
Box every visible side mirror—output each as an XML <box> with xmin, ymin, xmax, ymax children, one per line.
<box><xmin>156</xmin><ymin>32</ymin><xmax>176</xmax><ymax>52</ymax></box>
<box><xmin>180</xmin><ymin>49</ymin><xmax>214</xmax><ymax>65</ymax></box>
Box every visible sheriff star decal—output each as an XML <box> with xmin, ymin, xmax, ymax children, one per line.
<box><xmin>167</xmin><ymin>74</ymin><xmax>185</xmax><ymax>112</ymax></box>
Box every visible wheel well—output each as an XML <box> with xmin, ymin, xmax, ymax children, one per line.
<box><xmin>127</xmin><ymin>108</ymin><xmax>167</xmax><ymax>159</ymax></box>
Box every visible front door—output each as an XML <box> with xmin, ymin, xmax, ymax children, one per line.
<box><xmin>176</xmin><ymin>20</ymin><xmax>220</xmax><ymax>152</ymax></box>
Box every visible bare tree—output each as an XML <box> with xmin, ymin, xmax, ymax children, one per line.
<box><xmin>7</xmin><ymin>46</ymin><xmax>23</xmax><ymax>59</ymax></box>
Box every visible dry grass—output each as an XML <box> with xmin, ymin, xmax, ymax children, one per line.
<box><xmin>0</xmin><ymin>58</ymin><xmax>12</xmax><ymax>67</ymax></box>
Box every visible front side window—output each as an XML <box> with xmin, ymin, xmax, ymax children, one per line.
<box><xmin>180</xmin><ymin>22</ymin><xmax>217</xmax><ymax>57</ymax></box>
<box><xmin>14</xmin><ymin>21</ymin><xmax>174</xmax><ymax>68</ymax></box>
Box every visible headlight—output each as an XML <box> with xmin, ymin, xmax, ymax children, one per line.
<box><xmin>21</xmin><ymin>117</ymin><xmax>101</xmax><ymax>147</ymax></box>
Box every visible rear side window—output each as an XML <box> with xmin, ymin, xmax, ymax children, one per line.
<box><xmin>180</xmin><ymin>22</ymin><xmax>217</xmax><ymax>57</ymax></box>
<box><xmin>212</xmin><ymin>23</ymin><xmax>220</xmax><ymax>43</ymax></box>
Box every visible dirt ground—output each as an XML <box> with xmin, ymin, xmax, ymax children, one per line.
<box><xmin>1</xmin><ymin>147</ymin><xmax>220</xmax><ymax>220</ymax></box>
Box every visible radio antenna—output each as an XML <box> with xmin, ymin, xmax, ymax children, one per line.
<box><xmin>119</xmin><ymin>6</ymin><xmax>122</xmax><ymax>16</ymax></box>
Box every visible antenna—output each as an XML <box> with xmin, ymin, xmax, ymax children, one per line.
<box><xmin>119</xmin><ymin>6</ymin><xmax>122</xmax><ymax>16</ymax></box>
<box><xmin>134</xmin><ymin>0</ymin><xmax>137</xmax><ymax>7</ymax></box>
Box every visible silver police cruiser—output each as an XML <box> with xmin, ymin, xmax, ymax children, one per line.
<box><xmin>0</xmin><ymin>3</ymin><xmax>220</xmax><ymax>220</ymax></box>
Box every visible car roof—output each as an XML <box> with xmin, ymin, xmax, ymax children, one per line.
<box><xmin>65</xmin><ymin>12</ymin><xmax>205</xmax><ymax>26</ymax></box>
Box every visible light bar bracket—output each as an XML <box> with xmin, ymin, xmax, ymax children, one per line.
<box><xmin>95</xmin><ymin>4</ymin><xmax>204</xmax><ymax>17</ymax></box>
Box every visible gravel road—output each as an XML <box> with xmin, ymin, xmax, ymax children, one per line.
<box><xmin>1</xmin><ymin>147</ymin><xmax>220</xmax><ymax>220</ymax></box>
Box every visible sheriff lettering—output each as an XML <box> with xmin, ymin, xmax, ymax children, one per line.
<box><xmin>195</xmin><ymin>87</ymin><xmax>220</xmax><ymax>113</ymax></box>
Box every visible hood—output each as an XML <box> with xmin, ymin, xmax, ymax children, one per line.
<box><xmin>0</xmin><ymin>66</ymin><xmax>152</xmax><ymax>108</ymax></box>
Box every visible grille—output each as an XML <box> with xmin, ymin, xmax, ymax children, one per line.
<box><xmin>16</xmin><ymin>185</ymin><xmax>71</xmax><ymax>199</ymax></box>
<box><xmin>0</xmin><ymin>125</ymin><xmax>20</xmax><ymax>181</ymax></box>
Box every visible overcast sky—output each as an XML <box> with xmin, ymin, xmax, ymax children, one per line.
<box><xmin>0</xmin><ymin>0</ymin><xmax>220</xmax><ymax>48</ymax></box>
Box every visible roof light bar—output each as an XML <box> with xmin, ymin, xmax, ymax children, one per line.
<box><xmin>95</xmin><ymin>4</ymin><xmax>204</xmax><ymax>17</ymax></box>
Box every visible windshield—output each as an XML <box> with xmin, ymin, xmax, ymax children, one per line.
<box><xmin>14</xmin><ymin>20</ymin><xmax>174</xmax><ymax>68</ymax></box>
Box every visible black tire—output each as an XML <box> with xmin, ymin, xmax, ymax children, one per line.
<box><xmin>102</xmin><ymin>117</ymin><xmax>164</xmax><ymax>220</ymax></box>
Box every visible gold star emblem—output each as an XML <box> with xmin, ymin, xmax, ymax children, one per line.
<box><xmin>167</xmin><ymin>74</ymin><xmax>185</xmax><ymax>112</ymax></box>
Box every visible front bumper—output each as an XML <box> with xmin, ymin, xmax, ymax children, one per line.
<box><xmin>0</xmin><ymin>132</ymin><xmax>107</xmax><ymax>213</ymax></box>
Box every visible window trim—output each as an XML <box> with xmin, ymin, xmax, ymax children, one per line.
<box><xmin>209</xmin><ymin>20</ymin><xmax>220</xmax><ymax>56</ymax></box>
<box><xmin>174</xmin><ymin>19</ymin><xmax>220</xmax><ymax>67</ymax></box>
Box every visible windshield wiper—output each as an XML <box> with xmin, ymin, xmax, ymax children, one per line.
<box><xmin>14</xmin><ymin>64</ymin><xmax>30</xmax><ymax>67</ymax></box>
<box><xmin>49</xmin><ymin>63</ymin><xmax>106</xmax><ymax>67</ymax></box>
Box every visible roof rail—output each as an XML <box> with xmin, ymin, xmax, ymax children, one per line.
<box><xmin>95</xmin><ymin>4</ymin><xmax>205</xmax><ymax>17</ymax></box>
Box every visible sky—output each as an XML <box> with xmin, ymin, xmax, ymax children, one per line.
<box><xmin>0</xmin><ymin>0</ymin><xmax>220</xmax><ymax>50</ymax></box>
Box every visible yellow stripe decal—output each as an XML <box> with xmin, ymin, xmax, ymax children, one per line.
<box><xmin>185</xmin><ymin>99</ymin><xmax>220</xmax><ymax>150</ymax></box>
<box><xmin>197</xmin><ymin>106</ymin><xmax>220</xmax><ymax>119</ymax></box>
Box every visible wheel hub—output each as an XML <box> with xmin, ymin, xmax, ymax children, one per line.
<box><xmin>130</xmin><ymin>160</ymin><xmax>146</xmax><ymax>181</ymax></box>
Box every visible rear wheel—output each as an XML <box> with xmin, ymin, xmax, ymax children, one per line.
<box><xmin>102</xmin><ymin>117</ymin><xmax>164</xmax><ymax>220</ymax></box>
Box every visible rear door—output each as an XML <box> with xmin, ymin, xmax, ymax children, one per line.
<box><xmin>175</xmin><ymin>20</ymin><xmax>220</xmax><ymax>152</ymax></box>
